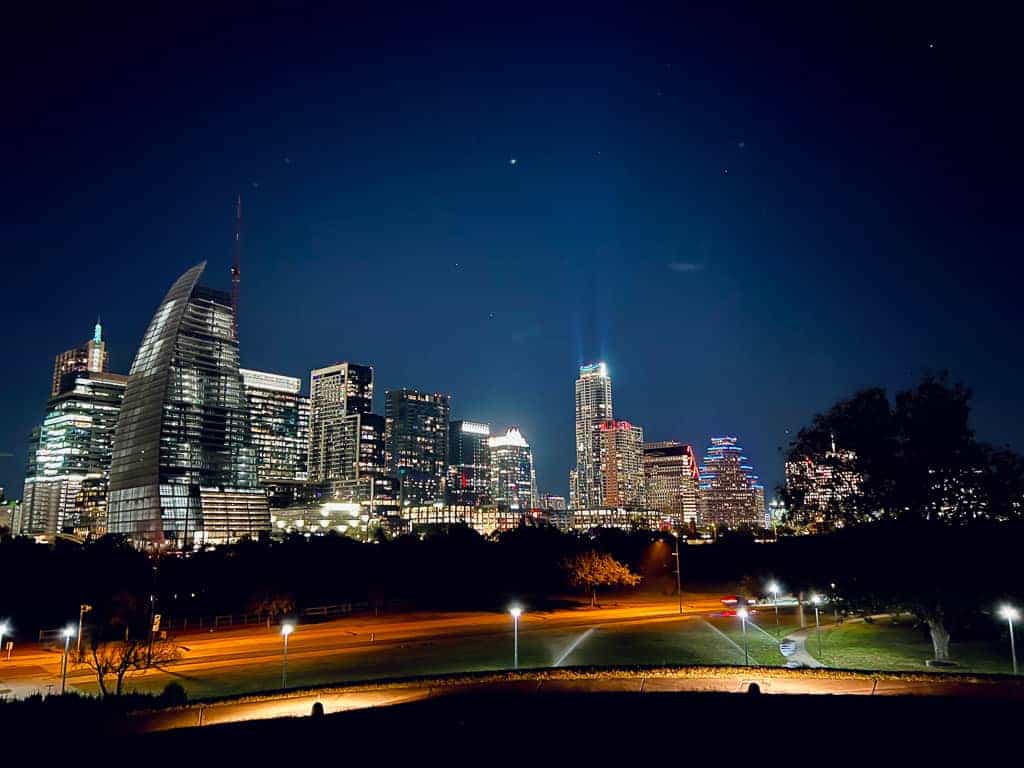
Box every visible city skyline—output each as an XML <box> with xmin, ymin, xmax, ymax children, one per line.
<box><xmin>3</xmin><ymin>6</ymin><xmax>1020</xmax><ymax>503</ymax></box>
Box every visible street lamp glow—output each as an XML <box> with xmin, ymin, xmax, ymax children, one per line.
<box><xmin>509</xmin><ymin>606</ymin><xmax>523</xmax><ymax>669</ymax></box>
<box><xmin>999</xmin><ymin>605</ymin><xmax>1020</xmax><ymax>622</ymax></box>
<box><xmin>281</xmin><ymin>622</ymin><xmax>295</xmax><ymax>637</ymax></box>
<box><xmin>62</xmin><ymin>625</ymin><xmax>76</xmax><ymax>638</ymax></box>
<box><xmin>1000</xmin><ymin>604</ymin><xmax>1019</xmax><ymax>675</ymax></box>
<box><xmin>737</xmin><ymin>607</ymin><xmax>748</xmax><ymax>619</ymax></box>
<box><xmin>767</xmin><ymin>582</ymin><xmax>780</xmax><ymax>594</ymax></box>
<box><xmin>0</xmin><ymin>621</ymin><xmax>8</xmax><ymax>636</ymax></box>
<box><xmin>811</xmin><ymin>594</ymin><xmax>822</xmax><ymax>605</ymax></box>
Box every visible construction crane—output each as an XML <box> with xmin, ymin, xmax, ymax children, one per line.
<box><xmin>231</xmin><ymin>194</ymin><xmax>242</xmax><ymax>340</ymax></box>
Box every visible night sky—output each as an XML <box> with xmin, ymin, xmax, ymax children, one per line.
<box><xmin>2</xmin><ymin>5</ymin><xmax>1020</xmax><ymax>501</ymax></box>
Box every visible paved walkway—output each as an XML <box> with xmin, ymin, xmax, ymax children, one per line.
<box><xmin>782</xmin><ymin>625</ymin><xmax>824</xmax><ymax>668</ymax></box>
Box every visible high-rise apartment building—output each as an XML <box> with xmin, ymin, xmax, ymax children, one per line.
<box><xmin>385</xmin><ymin>389</ymin><xmax>450</xmax><ymax>507</ymax></box>
<box><xmin>697</xmin><ymin>436</ymin><xmax>766</xmax><ymax>528</ymax></box>
<box><xmin>488</xmin><ymin>427</ymin><xmax>537</xmax><ymax>512</ymax></box>
<box><xmin>643</xmin><ymin>441</ymin><xmax>700</xmax><ymax>525</ymax></box>
<box><xmin>599</xmin><ymin>420</ymin><xmax>645</xmax><ymax>509</ymax></box>
<box><xmin>21</xmin><ymin>369</ymin><xmax>127</xmax><ymax>538</ymax></box>
<box><xmin>307</xmin><ymin>362</ymin><xmax>373</xmax><ymax>483</ymax></box>
<box><xmin>447</xmin><ymin>420</ymin><xmax>491</xmax><ymax>506</ymax></box>
<box><xmin>51</xmin><ymin>319</ymin><xmax>108</xmax><ymax>397</ymax></box>
<box><xmin>571</xmin><ymin>362</ymin><xmax>613</xmax><ymax>509</ymax></box>
<box><xmin>107</xmin><ymin>262</ymin><xmax>268</xmax><ymax>547</ymax></box>
<box><xmin>240</xmin><ymin>369</ymin><xmax>310</xmax><ymax>507</ymax></box>
<box><xmin>784</xmin><ymin>439</ymin><xmax>861</xmax><ymax>525</ymax></box>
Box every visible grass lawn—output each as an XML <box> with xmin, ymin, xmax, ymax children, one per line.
<box><xmin>816</xmin><ymin>616</ymin><xmax>1012</xmax><ymax>674</ymax></box>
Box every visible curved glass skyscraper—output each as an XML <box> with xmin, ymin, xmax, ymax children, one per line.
<box><xmin>107</xmin><ymin>262</ymin><xmax>268</xmax><ymax>547</ymax></box>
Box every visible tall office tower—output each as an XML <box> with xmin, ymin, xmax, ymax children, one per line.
<box><xmin>487</xmin><ymin>427</ymin><xmax>537</xmax><ymax>512</ymax></box>
<box><xmin>107</xmin><ymin>262</ymin><xmax>268</xmax><ymax>548</ymax></box>
<box><xmin>385</xmin><ymin>389</ymin><xmax>450</xmax><ymax>507</ymax></box>
<box><xmin>320</xmin><ymin>411</ymin><xmax>388</xmax><ymax>502</ymax></box>
<box><xmin>240</xmin><ymin>369</ymin><xmax>310</xmax><ymax>507</ymax></box>
<box><xmin>447</xmin><ymin>420</ymin><xmax>491</xmax><ymax>506</ymax></box>
<box><xmin>307</xmin><ymin>362</ymin><xmax>374</xmax><ymax>483</ymax></box>
<box><xmin>643</xmin><ymin>441</ymin><xmax>701</xmax><ymax>525</ymax></box>
<box><xmin>21</xmin><ymin>370</ymin><xmax>127</xmax><ymax>538</ymax></box>
<box><xmin>572</xmin><ymin>362</ymin><xmax>613</xmax><ymax>509</ymax></box>
<box><xmin>697</xmin><ymin>436</ymin><xmax>766</xmax><ymax>528</ymax></box>
<box><xmin>599</xmin><ymin>420</ymin><xmax>645</xmax><ymax>509</ymax></box>
<box><xmin>51</xmin><ymin>318</ymin><xmax>108</xmax><ymax>397</ymax></box>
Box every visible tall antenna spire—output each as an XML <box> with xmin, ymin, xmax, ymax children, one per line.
<box><xmin>231</xmin><ymin>194</ymin><xmax>242</xmax><ymax>340</ymax></box>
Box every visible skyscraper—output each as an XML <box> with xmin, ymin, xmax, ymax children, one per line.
<box><xmin>599</xmin><ymin>420</ymin><xmax>645</xmax><ymax>509</ymax></box>
<box><xmin>385</xmin><ymin>389</ymin><xmax>450</xmax><ymax>507</ymax></box>
<box><xmin>488</xmin><ymin>427</ymin><xmax>537</xmax><ymax>512</ymax></box>
<box><xmin>572</xmin><ymin>362</ymin><xmax>613</xmax><ymax>509</ymax></box>
<box><xmin>107</xmin><ymin>262</ymin><xmax>268</xmax><ymax>548</ymax></box>
<box><xmin>697</xmin><ymin>436</ymin><xmax>766</xmax><ymax>529</ymax></box>
<box><xmin>643</xmin><ymin>441</ymin><xmax>701</xmax><ymax>525</ymax></box>
<box><xmin>447</xmin><ymin>420</ymin><xmax>491</xmax><ymax>506</ymax></box>
<box><xmin>307</xmin><ymin>362</ymin><xmax>373</xmax><ymax>483</ymax></box>
<box><xmin>21</xmin><ymin>369</ymin><xmax>127</xmax><ymax>538</ymax></box>
<box><xmin>240</xmin><ymin>368</ymin><xmax>310</xmax><ymax>506</ymax></box>
<box><xmin>51</xmin><ymin>318</ymin><xmax>108</xmax><ymax>397</ymax></box>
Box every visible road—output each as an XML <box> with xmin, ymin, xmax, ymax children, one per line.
<box><xmin>2</xmin><ymin>594</ymin><xmax>729</xmax><ymax>699</ymax></box>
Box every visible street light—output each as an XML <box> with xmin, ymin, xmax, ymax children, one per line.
<box><xmin>999</xmin><ymin>604</ymin><xmax>1019</xmax><ymax>675</ymax></box>
<box><xmin>737</xmin><ymin>607</ymin><xmax>750</xmax><ymax>666</ymax></box>
<box><xmin>509</xmin><ymin>606</ymin><xmax>523</xmax><ymax>669</ymax></box>
<box><xmin>60</xmin><ymin>625</ymin><xmax>75</xmax><ymax>694</ymax></box>
<box><xmin>77</xmin><ymin>604</ymin><xmax>92</xmax><ymax>661</ymax></box>
<box><xmin>280</xmin><ymin>622</ymin><xmax>295</xmax><ymax>689</ymax></box>
<box><xmin>0</xmin><ymin>621</ymin><xmax>9</xmax><ymax>661</ymax></box>
<box><xmin>767</xmin><ymin>581</ymin><xmax>781</xmax><ymax>629</ymax></box>
<box><xmin>811</xmin><ymin>594</ymin><xmax>823</xmax><ymax>659</ymax></box>
<box><xmin>671</xmin><ymin>532</ymin><xmax>683</xmax><ymax>615</ymax></box>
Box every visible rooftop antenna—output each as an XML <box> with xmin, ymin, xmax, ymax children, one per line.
<box><xmin>231</xmin><ymin>194</ymin><xmax>242</xmax><ymax>340</ymax></box>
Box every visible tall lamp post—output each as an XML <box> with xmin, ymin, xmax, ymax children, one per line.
<box><xmin>737</xmin><ymin>607</ymin><xmax>750</xmax><ymax>666</ymax></box>
<box><xmin>811</xmin><ymin>594</ymin><xmax>823</xmax><ymax>659</ymax></box>
<box><xmin>60</xmin><ymin>625</ymin><xmax>75</xmax><ymax>694</ymax></box>
<box><xmin>509</xmin><ymin>606</ymin><xmax>523</xmax><ymax>669</ymax></box>
<box><xmin>673</xmin><ymin>533</ymin><xmax>683</xmax><ymax>615</ymax></box>
<box><xmin>0</xmin><ymin>621</ymin><xmax>9</xmax><ymax>661</ymax></box>
<box><xmin>999</xmin><ymin>604</ymin><xmax>1019</xmax><ymax>675</ymax></box>
<box><xmin>77</xmin><ymin>604</ymin><xmax>92</xmax><ymax>661</ymax></box>
<box><xmin>280</xmin><ymin>622</ymin><xmax>295</xmax><ymax>689</ymax></box>
<box><xmin>768</xmin><ymin>582</ymin><xmax>781</xmax><ymax>630</ymax></box>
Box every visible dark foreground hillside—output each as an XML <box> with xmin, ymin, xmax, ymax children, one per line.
<box><xmin>137</xmin><ymin>690</ymin><xmax>1017</xmax><ymax>762</ymax></box>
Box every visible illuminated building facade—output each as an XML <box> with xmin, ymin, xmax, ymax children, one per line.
<box><xmin>240</xmin><ymin>368</ymin><xmax>309</xmax><ymax>506</ymax></box>
<box><xmin>697</xmin><ymin>436</ymin><xmax>766</xmax><ymax>528</ymax></box>
<box><xmin>784</xmin><ymin>441</ymin><xmax>862</xmax><ymax>524</ymax></box>
<box><xmin>51</xmin><ymin>319</ymin><xmax>108</xmax><ymax>397</ymax></box>
<box><xmin>572</xmin><ymin>362</ymin><xmax>613</xmax><ymax>509</ymax></box>
<box><xmin>307</xmin><ymin>362</ymin><xmax>373</xmax><ymax>483</ymax></box>
<box><xmin>569</xmin><ymin>507</ymin><xmax>670</xmax><ymax>532</ymax></box>
<box><xmin>107</xmin><ymin>262</ymin><xmax>268</xmax><ymax>547</ymax></box>
<box><xmin>599</xmin><ymin>420</ymin><xmax>645</xmax><ymax>509</ymax></box>
<box><xmin>447</xmin><ymin>420</ymin><xmax>491</xmax><ymax>506</ymax></box>
<box><xmin>385</xmin><ymin>389</ymin><xmax>450</xmax><ymax>507</ymax></box>
<box><xmin>21</xmin><ymin>370</ymin><xmax>127</xmax><ymax>538</ymax></box>
<box><xmin>487</xmin><ymin>427</ymin><xmax>537</xmax><ymax>512</ymax></box>
<box><xmin>643</xmin><ymin>441</ymin><xmax>700</xmax><ymax>525</ymax></box>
